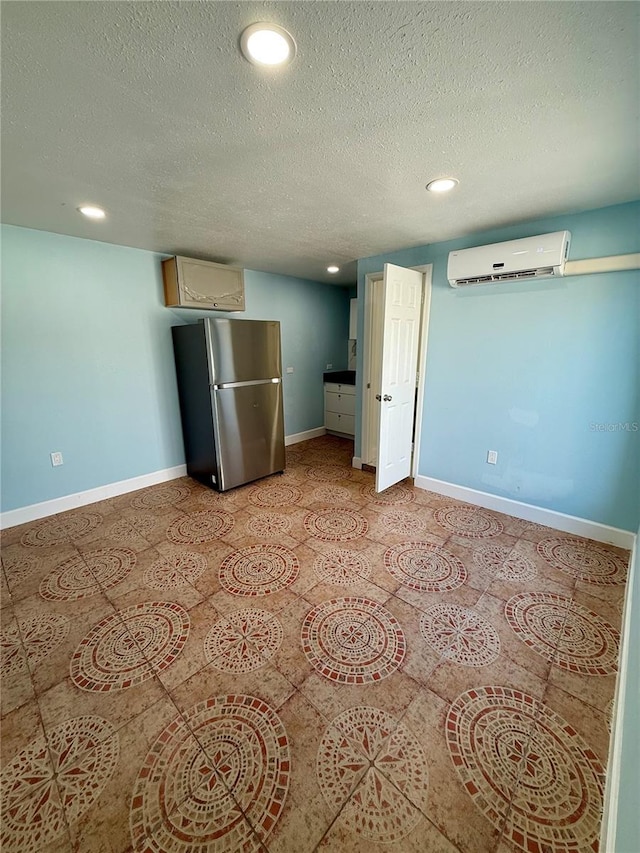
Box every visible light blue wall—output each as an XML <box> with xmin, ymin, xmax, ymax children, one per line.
<box><xmin>357</xmin><ymin>202</ymin><xmax>640</xmax><ymax>531</ymax></box>
<box><xmin>1</xmin><ymin>226</ymin><xmax>349</xmax><ymax>512</ymax></box>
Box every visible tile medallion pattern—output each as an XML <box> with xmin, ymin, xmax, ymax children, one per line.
<box><xmin>301</xmin><ymin>596</ymin><xmax>406</xmax><ymax>684</ymax></box>
<box><xmin>434</xmin><ymin>505</ymin><xmax>504</xmax><ymax>538</ymax></box>
<box><xmin>166</xmin><ymin>510</ymin><xmax>234</xmax><ymax>545</ymax></box>
<box><xmin>537</xmin><ymin>537</ymin><xmax>628</xmax><ymax>585</ymax></box>
<box><xmin>1</xmin><ymin>716</ymin><xmax>118</xmax><ymax>853</ymax></box>
<box><xmin>1</xmin><ymin>613</ymin><xmax>70</xmax><ymax>676</ymax></box>
<box><xmin>40</xmin><ymin>547</ymin><xmax>136</xmax><ymax>600</ymax></box>
<box><xmin>303</xmin><ymin>508</ymin><xmax>368</xmax><ymax>542</ymax></box>
<box><xmin>129</xmin><ymin>695</ymin><xmax>290</xmax><ymax>852</ymax></box>
<box><xmin>21</xmin><ymin>512</ymin><xmax>103</xmax><ymax>547</ymax></box>
<box><xmin>317</xmin><ymin>705</ymin><xmax>428</xmax><ymax>841</ymax></box>
<box><xmin>0</xmin><ymin>437</ymin><xmax>628</xmax><ymax>853</ymax></box>
<box><xmin>246</xmin><ymin>512</ymin><xmax>291</xmax><ymax>538</ymax></box>
<box><xmin>204</xmin><ymin>608</ymin><xmax>283</xmax><ymax>673</ymax></box>
<box><xmin>1</xmin><ymin>550</ymin><xmax>40</xmax><ymax>585</ymax></box>
<box><xmin>131</xmin><ymin>484</ymin><xmax>190</xmax><ymax>509</ymax></box>
<box><xmin>473</xmin><ymin>543</ymin><xmax>537</xmax><ymax>581</ymax></box>
<box><xmin>446</xmin><ymin>686</ymin><xmax>605</xmax><ymax>853</ymax></box>
<box><xmin>359</xmin><ymin>482</ymin><xmax>415</xmax><ymax>505</ymax></box>
<box><xmin>305</xmin><ymin>464</ymin><xmax>353</xmax><ymax>482</ymax></box>
<box><xmin>219</xmin><ymin>544</ymin><xmax>299</xmax><ymax>597</ymax></box>
<box><xmin>313</xmin><ymin>548</ymin><xmax>372</xmax><ymax>585</ymax></box>
<box><xmin>380</xmin><ymin>509</ymin><xmax>426</xmax><ymax>536</ymax></box>
<box><xmin>247</xmin><ymin>482</ymin><xmax>302</xmax><ymax>508</ymax></box>
<box><xmin>419</xmin><ymin>604</ymin><xmax>500</xmax><ymax>667</ymax></box>
<box><xmin>143</xmin><ymin>550</ymin><xmax>208</xmax><ymax>590</ymax></box>
<box><xmin>311</xmin><ymin>485</ymin><xmax>352</xmax><ymax>504</ymax></box>
<box><xmin>505</xmin><ymin>592</ymin><xmax>620</xmax><ymax>675</ymax></box>
<box><xmin>384</xmin><ymin>541</ymin><xmax>467</xmax><ymax>591</ymax></box>
<box><xmin>70</xmin><ymin>601</ymin><xmax>190</xmax><ymax>691</ymax></box>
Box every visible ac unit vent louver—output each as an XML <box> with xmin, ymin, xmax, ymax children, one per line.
<box><xmin>453</xmin><ymin>267</ymin><xmax>555</xmax><ymax>287</ymax></box>
<box><xmin>447</xmin><ymin>232</ymin><xmax>570</xmax><ymax>288</ymax></box>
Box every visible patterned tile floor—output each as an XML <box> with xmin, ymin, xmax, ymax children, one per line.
<box><xmin>0</xmin><ymin>436</ymin><xmax>630</xmax><ymax>853</ymax></box>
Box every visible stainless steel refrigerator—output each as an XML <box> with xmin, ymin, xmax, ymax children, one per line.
<box><xmin>171</xmin><ymin>318</ymin><xmax>285</xmax><ymax>491</ymax></box>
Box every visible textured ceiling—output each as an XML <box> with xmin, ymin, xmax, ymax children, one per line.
<box><xmin>2</xmin><ymin>1</ymin><xmax>639</xmax><ymax>284</ymax></box>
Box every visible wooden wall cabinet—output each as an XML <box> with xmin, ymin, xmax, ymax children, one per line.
<box><xmin>162</xmin><ymin>256</ymin><xmax>245</xmax><ymax>311</ymax></box>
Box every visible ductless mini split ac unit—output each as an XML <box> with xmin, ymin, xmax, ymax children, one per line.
<box><xmin>447</xmin><ymin>231</ymin><xmax>571</xmax><ymax>288</ymax></box>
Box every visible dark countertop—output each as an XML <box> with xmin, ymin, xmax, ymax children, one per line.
<box><xmin>323</xmin><ymin>369</ymin><xmax>356</xmax><ymax>385</ymax></box>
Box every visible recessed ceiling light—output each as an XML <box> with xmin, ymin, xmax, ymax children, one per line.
<box><xmin>240</xmin><ymin>23</ymin><xmax>296</xmax><ymax>67</ymax></box>
<box><xmin>327</xmin><ymin>265</ymin><xmax>340</xmax><ymax>274</ymax></box>
<box><xmin>78</xmin><ymin>205</ymin><xmax>106</xmax><ymax>219</ymax></box>
<box><xmin>426</xmin><ymin>178</ymin><xmax>459</xmax><ymax>193</ymax></box>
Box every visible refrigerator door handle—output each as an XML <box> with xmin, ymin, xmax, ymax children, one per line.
<box><xmin>213</xmin><ymin>378</ymin><xmax>281</xmax><ymax>390</ymax></box>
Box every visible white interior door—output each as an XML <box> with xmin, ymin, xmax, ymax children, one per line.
<box><xmin>375</xmin><ymin>263</ymin><xmax>423</xmax><ymax>492</ymax></box>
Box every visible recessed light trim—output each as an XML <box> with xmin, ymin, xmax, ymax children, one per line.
<box><xmin>327</xmin><ymin>265</ymin><xmax>340</xmax><ymax>274</ymax></box>
<box><xmin>240</xmin><ymin>23</ymin><xmax>296</xmax><ymax>67</ymax></box>
<box><xmin>426</xmin><ymin>177</ymin><xmax>459</xmax><ymax>193</ymax></box>
<box><xmin>78</xmin><ymin>205</ymin><xmax>106</xmax><ymax>219</ymax></box>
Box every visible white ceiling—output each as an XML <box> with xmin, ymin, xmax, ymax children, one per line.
<box><xmin>2</xmin><ymin>1</ymin><xmax>639</xmax><ymax>285</ymax></box>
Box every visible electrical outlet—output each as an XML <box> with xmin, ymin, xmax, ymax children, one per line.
<box><xmin>487</xmin><ymin>450</ymin><xmax>498</xmax><ymax>465</ymax></box>
<box><xmin>326</xmin><ymin>363</ymin><xmax>333</xmax><ymax>369</ymax></box>
<box><xmin>286</xmin><ymin>366</ymin><xmax>294</xmax><ymax>374</ymax></box>
<box><xmin>50</xmin><ymin>451</ymin><xmax>64</xmax><ymax>467</ymax></box>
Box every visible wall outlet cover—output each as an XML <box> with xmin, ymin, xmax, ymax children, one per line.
<box><xmin>50</xmin><ymin>451</ymin><xmax>64</xmax><ymax>467</ymax></box>
<box><xmin>487</xmin><ymin>450</ymin><xmax>498</xmax><ymax>465</ymax></box>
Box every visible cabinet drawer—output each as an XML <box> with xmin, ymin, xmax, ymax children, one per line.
<box><xmin>325</xmin><ymin>391</ymin><xmax>356</xmax><ymax>416</ymax></box>
<box><xmin>324</xmin><ymin>382</ymin><xmax>355</xmax><ymax>396</ymax></box>
<box><xmin>325</xmin><ymin>411</ymin><xmax>355</xmax><ymax>435</ymax></box>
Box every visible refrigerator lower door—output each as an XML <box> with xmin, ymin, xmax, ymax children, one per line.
<box><xmin>212</xmin><ymin>380</ymin><xmax>285</xmax><ymax>491</ymax></box>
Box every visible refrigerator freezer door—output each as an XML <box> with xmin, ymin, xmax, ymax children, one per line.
<box><xmin>204</xmin><ymin>319</ymin><xmax>282</xmax><ymax>385</ymax></box>
<box><xmin>212</xmin><ymin>381</ymin><xmax>285</xmax><ymax>490</ymax></box>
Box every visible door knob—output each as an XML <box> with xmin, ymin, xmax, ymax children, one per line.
<box><xmin>383</xmin><ymin>394</ymin><xmax>392</xmax><ymax>402</ymax></box>
<box><xmin>375</xmin><ymin>394</ymin><xmax>382</xmax><ymax>401</ymax></box>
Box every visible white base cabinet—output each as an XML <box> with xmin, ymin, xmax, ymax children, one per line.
<box><xmin>324</xmin><ymin>382</ymin><xmax>355</xmax><ymax>437</ymax></box>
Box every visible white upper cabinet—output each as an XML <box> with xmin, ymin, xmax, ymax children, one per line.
<box><xmin>349</xmin><ymin>297</ymin><xmax>358</xmax><ymax>339</ymax></box>
<box><xmin>162</xmin><ymin>256</ymin><xmax>245</xmax><ymax>311</ymax></box>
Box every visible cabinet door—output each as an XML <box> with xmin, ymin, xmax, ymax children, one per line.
<box><xmin>349</xmin><ymin>298</ymin><xmax>358</xmax><ymax>339</ymax></box>
<box><xmin>164</xmin><ymin>257</ymin><xmax>245</xmax><ymax>310</ymax></box>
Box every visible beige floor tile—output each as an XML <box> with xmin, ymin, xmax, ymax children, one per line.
<box><xmin>38</xmin><ymin>672</ymin><xmax>169</xmax><ymax>740</ymax></box>
<box><xmin>541</xmin><ymin>683</ymin><xmax>612</xmax><ymax>763</ymax></box>
<box><xmin>13</xmin><ymin>591</ymin><xmax>116</xmax><ymax>695</ymax></box>
<box><xmin>0</xmin><ymin>437</ymin><xmax>625</xmax><ymax>853</ymax></box>
<box><xmin>66</xmin><ymin>695</ymin><xmax>181</xmax><ymax>853</ymax></box>
<box><xmin>427</xmin><ymin>651</ymin><xmax>548</xmax><ymax>705</ymax></box>
<box><xmin>401</xmin><ymin>687</ymin><xmax>506</xmax><ymax>853</ymax></box>
<box><xmin>105</xmin><ymin>554</ymin><xmax>206</xmax><ymax>613</ymax></box>
<box><xmin>267</xmin><ymin>598</ymin><xmax>316</xmax><ymax>687</ymax></box>
<box><xmin>1</xmin><ymin>542</ymin><xmax>81</xmax><ymax>602</ymax></box>
<box><xmin>153</xmin><ymin>599</ymin><xmax>221</xmax><ymax>691</ymax></box>
<box><xmin>169</xmin><ymin>659</ymin><xmax>295</xmax><ymax>718</ymax></box>
<box><xmin>299</xmin><ymin>668</ymin><xmax>421</xmax><ymax>722</ymax></box>
<box><xmin>262</xmin><ymin>691</ymin><xmax>341</xmax><ymax>852</ymax></box>
<box><xmin>474</xmin><ymin>592</ymin><xmax>553</xmax><ymax>681</ymax></box>
<box><xmin>0</xmin><ymin>696</ymin><xmax>44</xmax><ymax>763</ymax></box>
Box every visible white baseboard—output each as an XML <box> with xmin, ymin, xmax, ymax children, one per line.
<box><xmin>0</xmin><ymin>465</ymin><xmax>187</xmax><ymax>530</ymax></box>
<box><xmin>601</xmin><ymin>534</ymin><xmax>637</xmax><ymax>850</ymax></box>
<box><xmin>352</xmin><ymin>457</ymin><xmax>363</xmax><ymax>470</ymax></box>
<box><xmin>1</xmin><ymin>430</ymin><xmax>329</xmax><ymax>530</ymax></box>
<box><xmin>414</xmin><ymin>475</ymin><xmax>636</xmax><ymax>549</ymax></box>
<box><xmin>284</xmin><ymin>427</ymin><xmax>326</xmax><ymax>446</ymax></box>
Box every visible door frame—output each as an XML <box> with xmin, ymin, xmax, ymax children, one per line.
<box><xmin>361</xmin><ymin>264</ymin><xmax>433</xmax><ymax>479</ymax></box>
